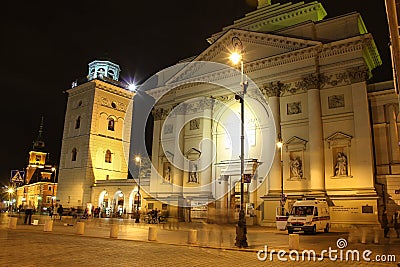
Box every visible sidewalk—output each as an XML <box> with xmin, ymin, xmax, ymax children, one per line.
<box><xmin>3</xmin><ymin>213</ymin><xmax>400</xmax><ymax>257</ymax></box>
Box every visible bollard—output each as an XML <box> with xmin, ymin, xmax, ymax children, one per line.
<box><xmin>373</xmin><ymin>228</ymin><xmax>380</xmax><ymax>244</ymax></box>
<box><xmin>361</xmin><ymin>228</ymin><xmax>367</xmax><ymax>244</ymax></box>
<box><xmin>148</xmin><ymin>226</ymin><xmax>158</xmax><ymax>241</ymax></box>
<box><xmin>110</xmin><ymin>224</ymin><xmax>119</xmax><ymax>238</ymax></box>
<box><xmin>8</xmin><ymin>217</ymin><xmax>18</xmax><ymax>230</ymax></box>
<box><xmin>187</xmin><ymin>229</ymin><xmax>198</xmax><ymax>244</ymax></box>
<box><xmin>44</xmin><ymin>220</ymin><xmax>53</xmax><ymax>232</ymax></box>
<box><xmin>288</xmin><ymin>234</ymin><xmax>299</xmax><ymax>250</ymax></box>
<box><xmin>76</xmin><ymin>221</ymin><xmax>85</xmax><ymax>235</ymax></box>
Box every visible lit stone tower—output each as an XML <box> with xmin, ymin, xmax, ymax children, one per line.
<box><xmin>57</xmin><ymin>60</ymin><xmax>135</xmax><ymax>211</ymax></box>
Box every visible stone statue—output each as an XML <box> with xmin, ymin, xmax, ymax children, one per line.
<box><xmin>335</xmin><ymin>152</ymin><xmax>347</xmax><ymax>176</ymax></box>
<box><xmin>188</xmin><ymin>163</ymin><xmax>198</xmax><ymax>183</ymax></box>
<box><xmin>164</xmin><ymin>165</ymin><xmax>171</xmax><ymax>182</ymax></box>
<box><xmin>290</xmin><ymin>157</ymin><xmax>302</xmax><ymax>178</ymax></box>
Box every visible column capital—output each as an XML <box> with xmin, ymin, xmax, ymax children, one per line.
<box><xmin>261</xmin><ymin>81</ymin><xmax>283</xmax><ymax>97</ymax></box>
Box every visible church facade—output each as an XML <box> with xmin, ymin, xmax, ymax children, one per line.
<box><xmin>144</xmin><ymin>0</ymin><xmax>390</xmax><ymax>228</ymax></box>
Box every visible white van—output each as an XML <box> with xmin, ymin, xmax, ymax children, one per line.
<box><xmin>286</xmin><ymin>199</ymin><xmax>330</xmax><ymax>234</ymax></box>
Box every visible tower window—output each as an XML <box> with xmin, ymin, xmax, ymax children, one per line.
<box><xmin>108</xmin><ymin>118</ymin><xmax>115</xmax><ymax>131</ymax></box>
<box><xmin>72</xmin><ymin>148</ymin><xmax>77</xmax><ymax>161</ymax></box>
<box><xmin>105</xmin><ymin>149</ymin><xmax>112</xmax><ymax>163</ymax></box>
<box><xmin>111</xmin><ymin>102</ymin><xmax>117</xmax><ymax>109</ymax></box>
<box><xmin>75</xmin><ymin>116</ymin><xmax>81</xmax><ymax>129</ymax></box>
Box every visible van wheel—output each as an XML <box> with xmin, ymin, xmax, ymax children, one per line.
<box><xmin>288</xmin><ymin>230</ymin><xmax>293</xmax><ymax>234</ymax></box>
<box><xmin>311</xmin><ymin>225</ymin><xmax>316</xmax><ymax>234</ymax></box>
<box><xmin>324</xmin><ymin>224</ymin><xmax>329</xmax><ymax>233</ymax></box>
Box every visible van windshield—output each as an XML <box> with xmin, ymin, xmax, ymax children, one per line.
<box><xmin>291</xmin><ymin>206</ymin><xmax>314</xmax><ymax>216</ymax></box>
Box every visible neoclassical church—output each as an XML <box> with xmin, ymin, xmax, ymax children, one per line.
<box><xmin>56</xmin><ymin>1</ymin><xmax>400</xmax><ymax>227</ymax></box>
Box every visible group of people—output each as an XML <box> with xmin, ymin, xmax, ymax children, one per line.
<box><xmin>382</xmin><ymin>209</ymin><xmax>400</xmax><ymax>238</ymax></box>
<box><xmin>47</xmin><ymin>204</ymin><xmax>64</xmax><ymax>220</ymax></box>
<box><xmin>146</xmin><ymin>208</ymin><xmax>163</xmax><ymax>224</ymax></box>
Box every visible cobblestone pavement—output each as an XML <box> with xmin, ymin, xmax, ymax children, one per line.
<box><xmin>1</xmin><ymin>213</ymin><xmax>399</xmax><ymax>266</ymax></box>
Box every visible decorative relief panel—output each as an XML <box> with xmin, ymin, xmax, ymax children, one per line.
<box><xmin>163</xmin><ymin>124</ymin><xmax>173</xmax><ymax>135</ymax></box>
<box><xmin>328</xmin><ymin>94</ymin><xmax>345</xmax><ymax>109</ymax></box>
<box><xmin>287</xmin><ymin>102</ymin><xmax>302</xmax><ymax>115</ymax></box>
<box><xmin>189</xmin><ymin>119</ymin><xmax>200</xmax><ymax>130</ymax></box>
<box><xmin>99</xmin><ymin>97</ymin><xmax>127</xmax><ymax>112</ymax></box>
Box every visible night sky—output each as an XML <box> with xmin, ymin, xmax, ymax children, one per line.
<box><xmin>0</xmin><ymin>0</ymin><xmax>392</xmax><ymax>185</ymax></box>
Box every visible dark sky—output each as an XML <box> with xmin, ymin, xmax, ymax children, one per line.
<box><xmin>0</xmin><ymin>0</ymin><xmax>391</xmax><ymax>185</ymax></box>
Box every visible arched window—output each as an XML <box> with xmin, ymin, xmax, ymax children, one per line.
<box><xmin>75</xmin><ymin>116</ymin><xmax>81</xmax><ymax>129</ymax></box>
<box><xmin>105</xmin><ymin>149</ymin><xmax>112</xmax><ymax>163</ymax></box>
<box><xmin>72</xmin><ymin>148</ymin><xmax>77</xmax><ymax>161</ymax></box>
<box><xmin>108</xmin><ymin>118</ymin><xmax>115</xmax><ymax>131</ymax></box>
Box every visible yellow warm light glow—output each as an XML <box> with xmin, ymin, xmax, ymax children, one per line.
<box><xmin>135</xmin><ymin>156</ymin><xmax>141</xmax><ymax>163</ymax></box>
<box><xmin>229</xmin><ymin>52</ymin><xmax>242</xmax><ymax>65</ymax></box>
<box><xmin>276</xmin><ymin>141</ymin><xmax>283</xmax><ymax>149</ymax></box>
<box><xmin>7</xmin><ymin>188</ymin><xmax>14</xmax><ymax>194</ymax></box>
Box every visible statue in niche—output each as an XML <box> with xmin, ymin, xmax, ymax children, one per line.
<box><xmin>290</xmin><ymin>157</ymin><xmax>303</xmax><ymax>178</ymax></box>
<box><xmin>188</xmin><ymin>162</ymin><xmax>198</xmax><ymax>183</ymax></box>
<box><xmin>163</xmin><ymin>163</ymin><xmax>171</xmax><ymax>183</ymax></box>
<box><xmin>334</xmin><ymin>152</ymin><xmax>348</xmax><ymax>176</ymax></box>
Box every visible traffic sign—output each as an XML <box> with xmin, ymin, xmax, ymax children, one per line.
<box><xmin>11</xmin><ymin>170</ymin><xmax>25</xmax><ymax>183</ymax></box>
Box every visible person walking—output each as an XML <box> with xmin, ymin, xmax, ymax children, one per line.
<box><xmin>57</xmin><ymin>204</ymin><xmax>64</xmax><ymax>221</ymax></box>
<box><xmin>382</xmin><ymin>209</ymin><xmax>390</xmax><ymax>238</ymax></box>
<box><xmin>24</xmin><ymin>202</ymin><xmax>33</xmax><ymax>225</ymax></box>
<box><xmin>392</xmin><ymin>210</ymin><xmax>400</xmax><ymax>238</ymax></box>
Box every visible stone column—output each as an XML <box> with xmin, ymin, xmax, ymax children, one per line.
<box><xmin>306</xmin><ymin>74</ymin><xmax>325</xmax><ymax>193</ymax></box>
<box><xmin>216</xmin><ymin>175</ymin><xmax>229</xmax><ymax>223</ymax></box>
<box><xmin>387</xmin><ymin>104</ymin><xmax>400</xmax><ymax>163</ymax></box>
<box><xmin>150</xmin><ymin>109</ymin><xmax>163</xmax><ymax>193</ymax></box>
<box><xmin>262</xmin><ymin>82</ymin><xmax>282</xmax><ymax>195</ymax></box>
<box><xmin>172</xmin><ymin>105</ymin><xmax>186</xmax><ymax>194</ymax></box>
<box><xmin>200</xmin><ymin>99</ymin><xmax>213</xmax><ymax>196</ymax></box>
<box><xmin>350</xmin><ymin>68</ymin><xmax>374</xmax><ymax>188</ymax></box>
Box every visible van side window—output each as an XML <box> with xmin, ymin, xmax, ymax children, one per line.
<box><xmin>314</xmin><ymin>207</ymin><xmax>318</xmax><ymax>216</ymax></box>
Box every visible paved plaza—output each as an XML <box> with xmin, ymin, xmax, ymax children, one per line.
<box><xmin>1</xmin><ymin>213</ymin><xmax>399</xmax><ymax>266</ymax></box>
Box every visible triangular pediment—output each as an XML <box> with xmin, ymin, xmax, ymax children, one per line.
<box><xmin>168</xmin><ymin>29</ymin><xmax>321</xmax><ymax>84</ymax></box>
<box><xmin>326</xmin><ymin>131</ymin><xmax>352</xmax><ymax>142</ymax></box>
<box><xmin>285</xmin><ymin>136</ymin><xmax>308</xmax><ymax>146</ymax></box>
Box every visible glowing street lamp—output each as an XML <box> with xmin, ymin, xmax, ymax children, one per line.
<box><xmin>135</xmin><ymin>155</ymin><xmax>142</xmax><ymax>223</ymax></box>
<box><xmin>128</xmin><ymin>83</ymin><xmax>137</xmax><ymax>92</ymax></box>
<box><xmin>231</xmin><ymin>48</ymin><xmax>249</xmax><ymax>248</ymax></box>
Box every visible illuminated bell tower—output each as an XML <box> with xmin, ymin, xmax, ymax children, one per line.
<box><xmin>57</xmin><ymin>59</ymin><xmax>134</xmax><ymax>209</ymax></box>
<box><xmin>26</xmin><ymin>116</ymin><xmax>48</xmax><ymax>184</ymax></box>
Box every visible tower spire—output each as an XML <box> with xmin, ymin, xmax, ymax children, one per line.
<box><xmin>33</xmin><ymin>116</ymin><xmax>45</xmax><ymax>150</ymax></box>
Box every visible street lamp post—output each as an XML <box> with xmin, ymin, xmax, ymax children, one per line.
<box><xmin>230</xmin><ymin>50</ymin><xmax>249</xmax><ymax>248</ymax></box>
<box><xmin>276</xmin><ymin>135</ymin><xmax>285</xmax><ymax>215</ymax></box>
<box><xmin>135</xmin><ymin>156</ymin><xmax>142</xmax><ymax>223</ymax></box>
<box><xmin>51</xmin><ymin>167</ymin><xmax>57</xmax><ymax>208</ymax></box>
<box><xmin>7</xmin><ymin>188</ymin><xmax>14</xmax><ymax>212</ymax></box>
